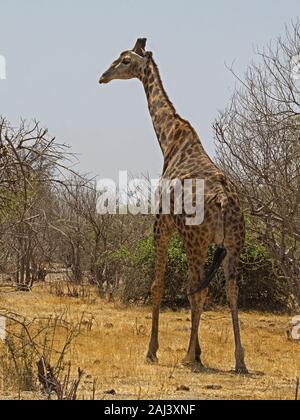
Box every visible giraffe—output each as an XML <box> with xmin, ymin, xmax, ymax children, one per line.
<box><xmin>99</xmin><ymin>38</ymin><xmax>248</xmax><ymax>374</ymax></box>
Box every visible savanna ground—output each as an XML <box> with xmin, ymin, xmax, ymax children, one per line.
<box><xmin>0</xmin><ymin>281</ymin><xmax>299</xmax><ymax>401</ymax></box>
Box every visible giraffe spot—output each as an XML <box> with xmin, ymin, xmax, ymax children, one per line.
<box><xmin>174</xmin><ymin>129</ymin><xmax>183</xmax><ymax>140</ymax></box>
<box><xmin>158</xmin><ymin>100</ymin><xmax>167</xmax><ymax>108</ymax></box>
<box><xmin>148</xmin><ymin>84</ymin><xmax>154</xmax><ymax>94</ymax></box>
<box><xmin>148</xmin><ymin>75</ymin><xmax>155</xmax><ymax>84</ymax></box>
<box><xmin>165</xmin><ymin>122</ymin><xmax>173</xmax><ymax>132</ymax></box>
<box><xmin>160</xmin><ymin>133</ymin><xmax>166</xmax><ymax>142</ymax></box>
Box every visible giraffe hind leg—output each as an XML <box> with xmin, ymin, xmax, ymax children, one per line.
<box><xmin>182</xmin><ymin>288</ymin><xmax>208</xmax><ymax>372</ymax></box>
<box><xmin>181</xmin><ymin>245</ymin><xmax>209</xmax><ymax>372</ymax></box>
<box><xmin>223</xmin><ymin>251</ymin><xmax>249</xmax><ymax>374</ymax></box>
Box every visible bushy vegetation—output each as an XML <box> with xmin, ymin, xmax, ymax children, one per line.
<box><xmin>0</xmin><ymin>116</ymin><xmax>295</xmax><ymax>314</ymax></box>
<box><xmin>119</xmin><ymin>228</ymin><xmax>293</xmax><ymax>312</ymax></box>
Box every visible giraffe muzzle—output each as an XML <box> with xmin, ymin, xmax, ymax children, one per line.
<box><xmin>99</xmin><ymin>72</ymin><xmax>111</xmax><ymax>84</ymax></box>
<box><xmin>99</xmin><ymin>76</ymin><xmax>106</xmax><ymax>84</ymax></box>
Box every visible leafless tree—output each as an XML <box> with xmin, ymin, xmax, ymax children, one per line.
<box><xmin>214</xmin><ymin>21</ymin><xmax>300</xmax><ymax>305</ymax></box>
<box><xmin>58</xmin><ymin>177</ymin><xmax>151</xmax><ymax>296</ymax></box>
<box><xmin>0</xmin><ymin>119</ymin><xmax>79</xmax><ymax>289</ymax></box>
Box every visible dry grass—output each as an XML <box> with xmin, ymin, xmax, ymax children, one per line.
<box><xmin>0</xmin><ymin>283</ymin><xmax>299</xmax><ymax>400</ymax></box>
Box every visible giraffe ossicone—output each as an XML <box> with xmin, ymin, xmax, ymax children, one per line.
<box><xmin>99</xmin><ymin>38</ymin><xmax>249</xmax><ymax>375</ymax></box>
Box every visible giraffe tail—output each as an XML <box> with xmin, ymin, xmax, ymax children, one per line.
<box><xmin>195</xmin><ymin>190</ymin><xmax>230</xmax><ymax>290</ymax></box>
<box><xmin>188</xmin><ymin>186</ymin><xmax>229</xmax><ymax>295</ymax></box>
<box><xmin>189</xmin><ymin>247</ymin><xmax>227</xmax><ymax>295</ymax></box>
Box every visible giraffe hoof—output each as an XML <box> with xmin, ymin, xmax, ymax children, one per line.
<box><xmin>192</xmin><ymin>362</ymin><xmax>205</xmax><ymax>374</ymax></box>
<box><xmin>181</xmin><ymin>357</ymin><xmax>193</xmax><ymax>367</ymax></box>
<box><xmin>146</xmin><ymin>354</ymin><xmax>159</xmax><ymax>365</ymax></box>
<box><xmin>235</xmin><ymin>366</ymin><xmax>249</xmax><ymax>375</ymax></box>
<box><xmin>181</xmin><ymin>358</ymin><xmax>204</xmax><ymax>371</ymax></box>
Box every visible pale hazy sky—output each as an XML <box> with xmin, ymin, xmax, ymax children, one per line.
<box><xmin>0</xmin><ymin>0</ymin><xmax>299</xmax><ymax>180</ymax></box>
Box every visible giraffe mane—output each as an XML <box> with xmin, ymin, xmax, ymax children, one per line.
<box><xmin>149</xmin><ymin>55</ymin><xmax>202</xmax><ymax>138</ymax></box>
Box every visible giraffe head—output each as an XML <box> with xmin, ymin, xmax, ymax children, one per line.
<box><xmin>99</xmin><ymin>38</ymin><xmax>150</xmax><ymax>84</ymax></box>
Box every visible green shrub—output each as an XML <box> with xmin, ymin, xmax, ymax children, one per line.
<box><xmin>119</xmin><ymin>231</ymin><xmax>293</xmax><ymax>312</ymax></box>
<box><xmin>208</xmin><ymin>231</ymin><xmax>293</xmax><ymax>312</ymax></box>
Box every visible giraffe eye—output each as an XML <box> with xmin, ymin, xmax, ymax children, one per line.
<box><xmin>122</xmin><ymin>58</ymin><xmax>131</xmax><ymax>65</ymax></box>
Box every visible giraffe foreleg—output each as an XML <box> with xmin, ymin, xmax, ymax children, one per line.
<box><xmin>146</xmin><ymin>217</ymin><xmax>173</xmax><ymax>364</ymax></box>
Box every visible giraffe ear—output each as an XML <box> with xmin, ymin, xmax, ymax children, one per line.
<box><xmin>133</xmin><ymin>38</ymin><xmax>147</xmax><ymax>56</ymax></box>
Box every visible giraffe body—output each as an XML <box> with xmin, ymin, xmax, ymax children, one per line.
<box><xmin>99</xmin><ymin>39</ymin><xmax>248</xmax><ymax>374</ymax></box>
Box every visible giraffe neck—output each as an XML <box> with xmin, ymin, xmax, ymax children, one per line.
<box><xmin>141</xmin><ymin>57</ymin><xmax>183</xmax><ymax>157</ymax></box>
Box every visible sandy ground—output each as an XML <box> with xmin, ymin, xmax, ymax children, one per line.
<box><xmin>0</xmin><ymin>283</ymin><xmax>299</xmax><ymax>400</ymax></box>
